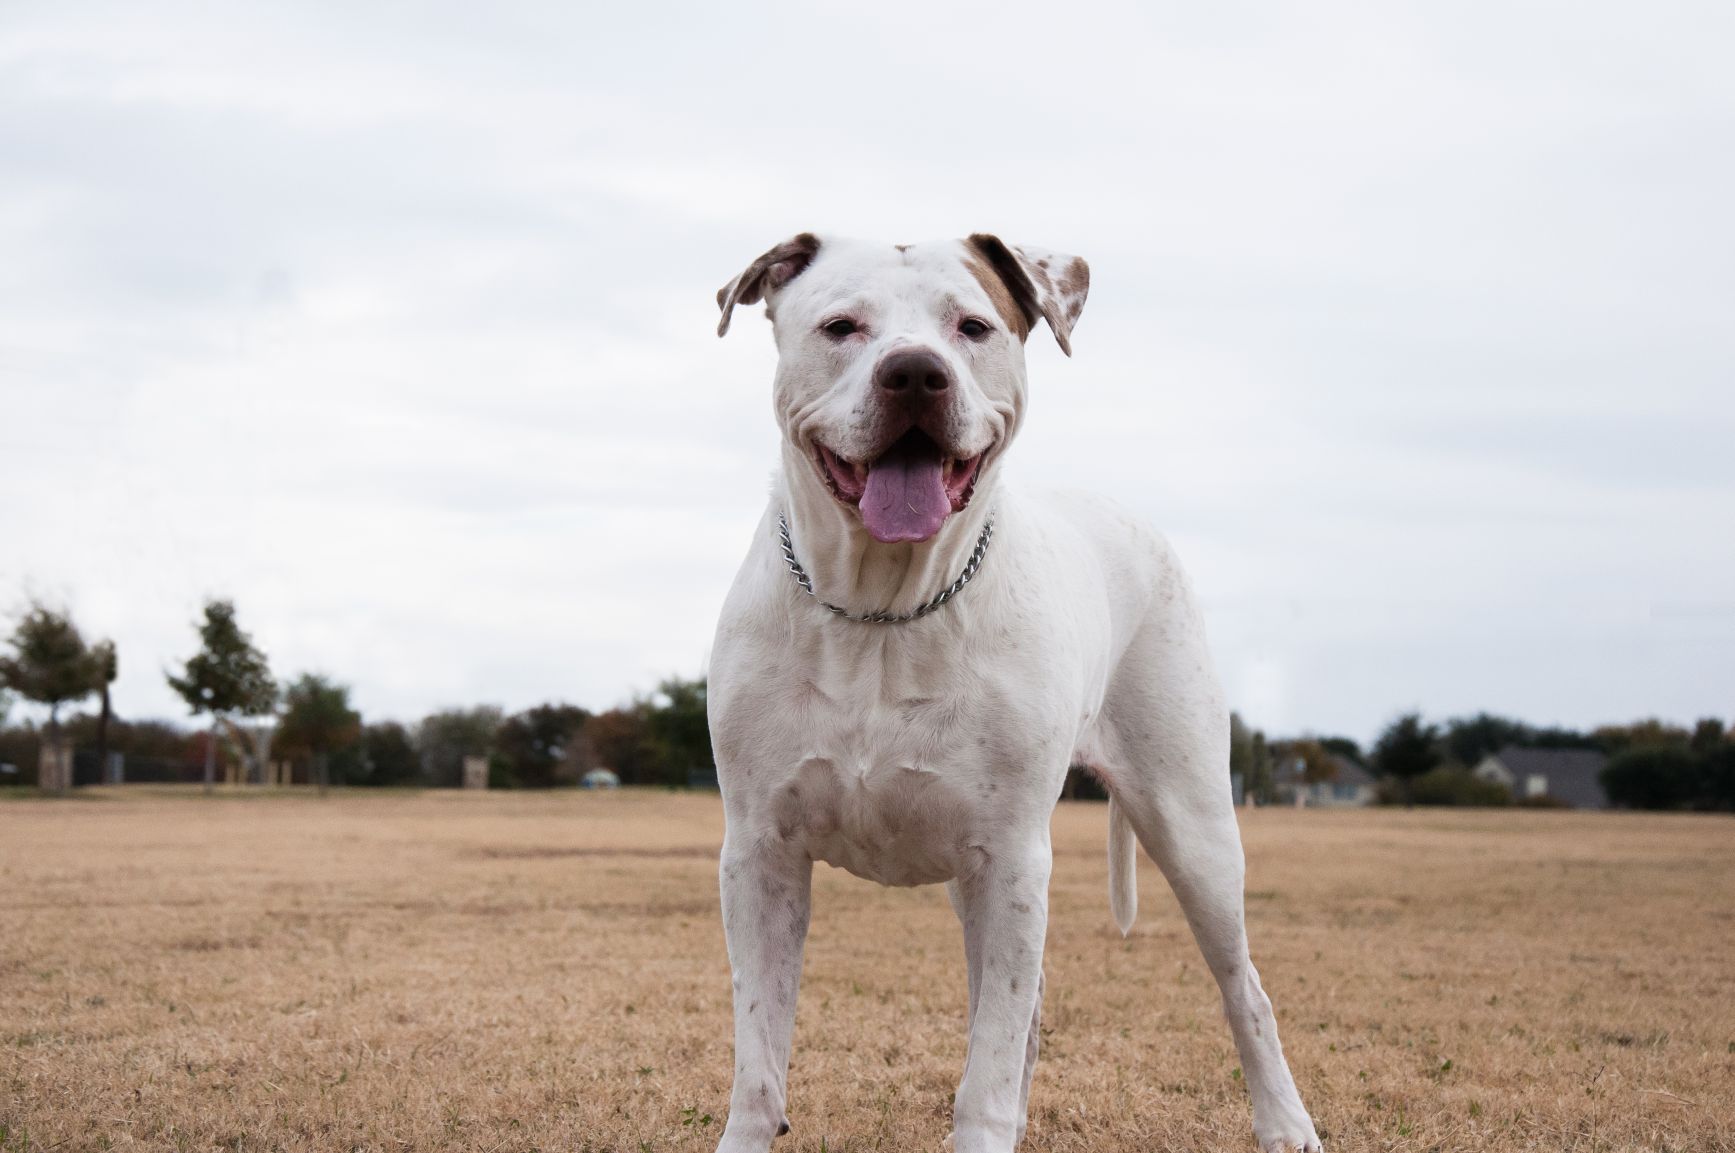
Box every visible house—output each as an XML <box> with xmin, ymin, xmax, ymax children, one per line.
<box><xmin>1273</xmin><ymin>753</ymin><xmax>1377</xmax><ymax>807</ymax></box>
<box><xmin>1472</xmin><ymin>746</ymin><xmax>1609</xmax><ymax>808</ymax></box>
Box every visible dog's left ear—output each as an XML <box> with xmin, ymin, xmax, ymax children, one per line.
<box><xmin>716</xmin><ymin>233</ymin><xmax>822</xmax><ymax>337</ymax></box>
<box><xmin>965</xmin><ymin>234</ymin><xmax>1090</xmax><ymax>356</ymax></box>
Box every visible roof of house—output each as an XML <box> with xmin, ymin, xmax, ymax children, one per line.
<box><xmin>1328</xmin><ymin>755</ymin><xmax>1376</xmax><ymax>787</ymax></box>
<box><xmin>1488</xmin><ymin>746</ymin><xmax>1609</xmax><ymax>808</ymax></box>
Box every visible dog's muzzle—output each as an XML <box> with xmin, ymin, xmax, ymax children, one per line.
<box><xmin>810</xmin><ymin>347</ymin><xmax>983</xmax><ymax>543</ymax></box>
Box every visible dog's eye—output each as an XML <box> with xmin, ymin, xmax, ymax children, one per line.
<box><xmin>959</xmin><ymin>318</ymin><xmax>992</xmax><ymax>340</ymax></box>
<box><xmin>821</xmin><ymin>318</ymin><xmax>858</xmax><ymax>339</ymax></box>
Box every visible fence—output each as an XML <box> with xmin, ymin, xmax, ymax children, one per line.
<box><xmin>70</xmin><ymin>749</ymin><xmax>204</xmax><ymax>785</ymax></box>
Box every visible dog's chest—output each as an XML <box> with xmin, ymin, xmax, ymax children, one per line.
<box><xmin>780</xmin><ymin>757</ymin><xmax>972</xmax><ymax>886</ymax></box>
<box><xmin>748</xmin><ymin>666</ymin><xmax>1060</xmax><ymax>887</ymax></box>
<box><xmin>713</xmin><ymin>555</ymin><xmax>1090</xmax><ymax>886</ymax></box>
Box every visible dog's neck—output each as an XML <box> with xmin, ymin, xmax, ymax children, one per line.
<box><xmin>778</xmin><ymin>441</ymin><xmax>998</xmax><ymax>618</ymax></box>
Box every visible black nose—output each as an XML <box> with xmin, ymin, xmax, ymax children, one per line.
<box><xmin>874</xmin><ymin>347</ymin><xmax>953</xmax><ymax>395</ymax></box>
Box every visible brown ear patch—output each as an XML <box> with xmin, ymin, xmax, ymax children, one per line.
<box><xmin>1057</xmin><ymin>258</ymin><xmax>1088</xmax><ymax>301</ymax></box>
<box><xmin>965</xmin><ymin>234</ymin><xmax>1089</xmax><ymax>356</ymax></box>
<box><xmin>716</xmin><ymin>233</ymin><xmax>822</xmax><ymax>336</ymax></box>
<box><xmin>963</xmin><ymin>235</ymin><xmax>1035</xmax><ymax>341</ymax></box>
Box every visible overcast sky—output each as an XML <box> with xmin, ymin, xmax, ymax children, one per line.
<box><xmin>2</xmin><ymin>2</ymin><xmax>1731</xmax><ymax>744</ymax></box>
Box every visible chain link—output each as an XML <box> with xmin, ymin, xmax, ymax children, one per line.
<box><xmin>777</xmin><ymin>512</ymin><xmax>994</xmax><ymax>623</ymax></box>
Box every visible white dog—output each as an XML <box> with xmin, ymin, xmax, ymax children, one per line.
<box><xmin>707</xmin><ymin>234</ymin><xmax>1321</xmax><ymax>1153</ymax></box>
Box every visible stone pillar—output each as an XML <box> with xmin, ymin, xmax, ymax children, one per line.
<box><xmin>39</xmin><ymin>738</ymin><xmax>73</xmax><ymax>795</ymax></box>
<box><xmin>462</xmin><ymin>755</ymin><xmax>488</xmax><ymax>790</ymax></box>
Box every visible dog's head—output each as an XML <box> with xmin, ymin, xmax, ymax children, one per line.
<box><xmin>718</xmin><ymin>234</ymin><xmax>1088</xmax><ymax>543</ymax></box>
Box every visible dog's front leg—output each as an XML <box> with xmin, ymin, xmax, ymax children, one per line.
<box><xmin>950</xmin><ymin>842</ymin><xmax>1051</xmax><ymax>1153</ymax></box>
<box><xmin>716</xmin><ymin>838</ymin><xmax>812</xmax><ymax>1153</ymax></box>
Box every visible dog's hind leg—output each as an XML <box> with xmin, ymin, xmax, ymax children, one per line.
<box><xmin>1014</xmin><ymin>967</ymin><xmax>1044</xmax><ymax>1147</ymax></box>
<box><xmin>1097</xmin><ymin>604</ymin><xmax>1321</xmax><ymax>1152</ymax></box>
<box><xmin>716</xmin><ymin>838</ymin><xmax>812</xmax><ymax>1153</ymax></box>
<box><xmin>946</xmin><ymin>879</ymin><xmax>981</xmax><ymax>1032</ymax></box>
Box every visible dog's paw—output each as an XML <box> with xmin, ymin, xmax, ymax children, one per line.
<box><xmin>1254</xmin><ymin>1102</ymin><xmax>1321</xmax><ymax>1153</ymax></box>
<box><xmin>713</xmin><ymin>1115</ymin><xmax>788</xmax><ymax>1153</ymax></box>
<box><xmin>1259</xmin><ymin>1139</ymin><xmax>1321</xmax><ymax>1153</ymax></box>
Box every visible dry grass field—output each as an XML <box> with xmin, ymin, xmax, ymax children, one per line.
<box><xmin>2</xmin><ymin>789</ymin><xmax>1731</xmax><ymax>1153</ymax></box>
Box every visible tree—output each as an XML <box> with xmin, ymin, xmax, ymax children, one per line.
<box><xmin>0</xmin><ymin>602</ymin><xmax>104</xmax><ymax>750</ymax></box>
<box><xmin>275</xmin><ymin>674</ymin><xmax>361</xmax><ymax>795</ymax></box>
<box><xmin>1702</xmin><ymin>743</ymin><xmax>1735</xmax><ymax>811</ymax></box>
<box><xmin>1599</xmin><ymin>734</ymin><xmax>1735</xmax><ymax>813</ymax></box>
<box><xmin>356</xmin><ymin>722</ymin><xmax>420</xmax><ymax>787</ymax></box>
<box><xmin>1229</xmin><ymin>712</ymin><xmax>1255</xmax><ymax>792</ymax></box>
<box><xmin>1600</xmin><ymin>746</ymin><xmax>1699</xmax><ymax>810</ymax></box>
<box><xmin>1689</xmin><ymin>717</ymin><xmax>1727</xmax><ymax>755</ymax></box>
<box><xmin>62</xmin><ymin>714</ymin><xmax>193</xmax><ymax>764</ymax></box>
<box><xmin>1228</xmin><ymin>713</ymin><xmax>1276</xmax><ymax>805</ymax></box>
<box><xmin>415</xmin><ymin>706</ymin><xmax>502</xmax><ymax>787</ymax></box>
<box><xmin>1387</xmin><ymin>765</ymin><xmax>1512</xmax><ymax>807</ymax></box>
<box><xmin>587</xmin><ymin>704</ymin><xmax>656</xmax><ymax>784</ymax></box>
<box><xmin>582</xmin><ymin>679</ymin><xmax>715</xmax><ymax>788</ymax></box>
<box><xmin>495</xmin><ymin>703</ymin><xmax>591</xmax><ymax>788</ymax></box>
<box><xmin>1249</xmin><ymin>730</ymin><xmax>1274</xmax><ymax>805</ymax></box>
<box><xmin>1285</xmin><ymin>738</ymin><xmax>1339</xmax><ymax>786</ymax></box>
<box><xmin>1593</xmin><ymin>719</ymin><xmax>1690</xmax><ymax>754</ymax></box>
<box><xmin>1316</xmin><ymin>735</ymin><xmax>1365</xmax><ymax>764</ymax></box>
<box><xmin>166</xmin><ymin>600</ymin><xmax>276</xmax><ymax>793</ymax></box>
<box><xmin>91</xmin><ymin>639</ymin><xmax>118</xmax><ymax>779</ymax></box>
<box><xmin>1527</xmin><ymin>725</ymin><xmax>1600</xmax><ymax>750</ymax></box>
<box><xmin>1235</xmin><ymin>714</ymin><xmax>1290</xmax><ymax>804</ymax></box>
<box><xmin>1441</xmin><ymin>712</ymin><xmax>1532</xmax><ymax>767</ymax></box>
<box><xmin>1370</xmin><ymin>712</ymin><xmax>1442</xmax><ymax>805</ymax></box>
<box><xmin>645</xmin><ymin>676</ymin><xmax>712</xmax><ymax>787</ymax></box>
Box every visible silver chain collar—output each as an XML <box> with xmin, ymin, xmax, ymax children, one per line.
<box><xmin>777</xmin><ymin>512</ymin><xmax>995</xmax><ymax>623</ymax></box>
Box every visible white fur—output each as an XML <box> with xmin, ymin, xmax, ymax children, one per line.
<box><xmin>708</xmin><ymin>235</ymin><xmax>1321</xmax><ymax>1153</ymax></box>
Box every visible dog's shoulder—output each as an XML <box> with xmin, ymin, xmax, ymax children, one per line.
<box><xmin>1024</xmin><ymin>488</ymin><xmax>1177</xmax><ymax>568</ymax></box>
<box><xmin>1018</xmin><ymin>488</ymin><xmax>1191</xmax><ymax>634</ymax></box>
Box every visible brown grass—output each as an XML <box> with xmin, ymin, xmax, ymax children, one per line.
<box><xmin>2</xmin><ymin>789</ymin><xmax>1732</xmax><ymax>1152</ymax></box>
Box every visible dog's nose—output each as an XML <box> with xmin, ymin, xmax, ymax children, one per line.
<box><xmin>874</xmin><ymin>347</ymin><xmax>953</xmax><ymax>395</ymax></box>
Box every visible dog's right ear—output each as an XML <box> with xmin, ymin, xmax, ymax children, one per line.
<box><xmin>716</xmin><ymin>233</ymin><xmax>822</xmax><ymax>337</ymax></box>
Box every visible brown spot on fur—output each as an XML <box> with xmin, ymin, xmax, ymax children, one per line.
<box><xmin>716</xmin><ymin>232</ymin><xmax>821</xmax><ymax>336</ymax></box>
<box><xmin>963</xmin><ymin>236</ymin><xmax>1034</xmax><ymax>340</ymax></box>
<box><xmin>1057</xmin><ymin>258</ymin><xmax>1089</xmax><ymax>305</ymax></box>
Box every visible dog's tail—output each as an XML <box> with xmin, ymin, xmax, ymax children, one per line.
<box><xmin>1107</xmin><ymin>794</ymin><xmax>1137</xmax><ymax>936</ymax></box>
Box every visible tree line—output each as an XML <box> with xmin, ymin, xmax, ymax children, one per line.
<box><xmin>1232</xmin><ymin>709</ymin><xmax>1735</xmax><ymax>811</ymax></box>
<box><xmin>4</xmin><ymin>596</ymin><xmax>1728</xmax><ymax>808</ymax></box>
<box><xmin>0</xmin><ymin>597</ymin><xmax>713</xmax><ymax>791</ymax></box>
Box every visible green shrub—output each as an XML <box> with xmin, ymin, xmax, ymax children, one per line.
<box><xmin>1601</xmin><ymin>746</ymin><xmax>1711</xmax><ymax>810</ymax></box>
<box><xmin>1378</xmin><ymin>766</ymin><xmax>1512</xmax><ymax>807</ymax></box>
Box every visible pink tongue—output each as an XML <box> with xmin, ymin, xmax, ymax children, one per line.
<box><xmin>861</xmin><ymin>448</ymin><xmax>950</xmax><ymax>543</ymax></box>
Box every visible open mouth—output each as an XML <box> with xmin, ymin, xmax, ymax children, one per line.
<box><xmin>816</xmin><ymin>429</ymin><xmax>983</xmax><ymax>543</ymax></box>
